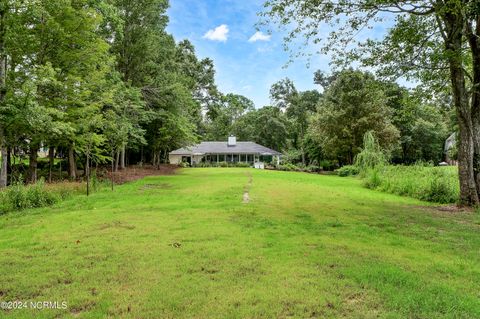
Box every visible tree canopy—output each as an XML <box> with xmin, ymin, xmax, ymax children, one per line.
<box><xmin>260</xmin><ymin>0</ymin><xmax>480</xmax><ymax>205</ymax></box>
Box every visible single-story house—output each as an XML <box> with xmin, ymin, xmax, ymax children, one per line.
<box><xmin>169</xmin><ymin>136</ymin><xmax>281</xmax><ymax>167</ymax></box>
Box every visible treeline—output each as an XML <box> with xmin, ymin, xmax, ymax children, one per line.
<box><xmin>0</xmin><ymin>0</ymin><xmax>227</xmax><ymax>186</ymax></box>
<box><xmin>208</xmin><ymin>69</ymin><xmax>454</xmax><ymax>169</ymax></box>
<box><xmin>0</xmin><ymin>1</ymin><xmax>455</xmax><ymax>187</ymax></box>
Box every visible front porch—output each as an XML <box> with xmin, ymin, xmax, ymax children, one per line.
<box><xmin>183</xmin><ymin>153</ymin><xmax>280</xmax><ymax>166</ymax></box>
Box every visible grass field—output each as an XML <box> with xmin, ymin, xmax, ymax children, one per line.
<box><xmin>1</xmin><ymin>168</ymin><xmax>479</xmax><ymax>318</ymax></box>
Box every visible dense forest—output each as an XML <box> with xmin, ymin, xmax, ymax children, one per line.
<box><xmin>0</xmin><ymin>0</ymin><xmax>456</xmax><ymax>189</ymax></box>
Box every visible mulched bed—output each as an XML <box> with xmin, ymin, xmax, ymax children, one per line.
<box><xmin>98</xmin><ymin>165</ymin><xmax>179</xmax><ymax>184</ymax></box>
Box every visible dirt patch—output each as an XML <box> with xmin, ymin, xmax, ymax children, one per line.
<box><xmin>243</xmin><ymin>172</ymin><xmax>253</xmax><ymax>204</ymax></box>
<box><xmin>70</xmin><ymin>301</ymin><xmax>96</xmax><ymax>317</ymax></box>
<box><xmin>98</xmin><ymin>164</ymin><xmax>178</xmax><ymax>184</ymax></box>
<box><xmin>98</xmin><ymin>221</ymin><xmax>136</xmax><ymax>231</ymax></box>
<box><xmin>415</xmin><ymin>204</ymin><xmax>474</xmax><ymax>214</ymax></box>
<box><xmin>140</xmin><ymin>183</ymin><xmax>172</xmax><ymax>190</ymax></box>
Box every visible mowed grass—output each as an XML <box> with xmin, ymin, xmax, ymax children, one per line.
<box><xmin>0</xmin><ymin>168</ymin><xmax>479</xmax><ymax>318</ymax></box>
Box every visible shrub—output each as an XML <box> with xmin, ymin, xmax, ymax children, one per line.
<box><xmin>305</xmin><ymin>165</ymin><xmax>320</xmax><ymax>173</ymax></box>
<box><xmin>362</xmin><ymin>164</ymin><xmax>459</xmax><ymax>204</ymax></box>
<box><xmin>319</xmin><ymin>160</ymin><xmax>335</xmax><ymax>171</ymax></box>
<box><xmin>193</xmin><ymin>161</ymin><xmax>251</xmax><ymax>168</ymax></box>
<box><xmin>281</xmin><ymin>149</ymin><xmax>302</xmax><ymax>164</ymax></box>
<box><xmin>178</xmin><ymin>162</ymin><xmax>190</xmax><ymax>168</ymax></box>
<box><xmin>0</xmin><ymin>178</ymin><xmax>59</xmax><ymax>213</ymax></box>
<box><xmin>278</xmin><ymin>163</ymin><xmax>298</xmax><ymax>171</ymax></box>
<box><xmin>337</xmin><ymin>165</ymin><xmax>359</xmax><ymax>177</ymax></box>
<box><xmin>235</xmin><ymin>162</ymin><xmax>251</xmax><ymax>168</ymax></box>
<box><xmin>355</xmin><ymin>131</ymin><xmax>388</xmax><ymax>174</ymax></box>
<box><xmin>363</xmin><ymin>167</ymin><xmax>383</xmax><ymax>189</ymax></box>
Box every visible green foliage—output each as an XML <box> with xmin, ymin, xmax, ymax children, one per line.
<box><xmin>310</xmin><ymin>69</ymin><xmax>399</xmax><ymax>165</ymax></box>
<box><xmin>354</xmin><ymin>131</ymin><xmax>388</xmax><ymax>173</ymax></box>
<box><xmin>305</xmin><ymin>165</ymin><xmax>320</xmax><ymax>173</ymax></box>
<box><xmin>281</xmin><ymin>149</ymin><xmax>302</xmax><ymax>164</ymax></box>
<box><xmin>178</xmin><ymin>162</ymin><xmax>190</xmax><ymax>168</ymax></box>
<box><xmin>319</xmin><ymin>160</ymin><xmax>336</xmax><ymax>171</ymax></box>
<box><xmin>0</xmin><ymin>178</ymin><xmax>57</xmax><ymax>213</ymax></box>
<box><xmin>363</xmin><ymin>164</ymin><xmax>459</xmax><ymax>204</ymax></box>
<box><xmin>194</xmin><ymin>162</ymin><xmax>251</xmax><ymax>168</ymax></box>
<box><xmin>205</xmin><ymin>93</ymin><xmax>255</xmax><ymax>141</ymax></box>
<box><xmin>386</xmin><ymin>85</ymin><xmax>449</xmax><ymax>164</ymax></box>
<box><xmin>276</xmin><ymin>163</ymin><xmax>321</xmax><ymax>173</ymax></box>
<box><xmin>277</xmin><ymin>163</ymin><xmax>299</xmax><ymax>171</ymax></box>
<box><xmin>337</xmin><ymin>165</ymin><xmax>359</xmax><ymax>177</ymax></box>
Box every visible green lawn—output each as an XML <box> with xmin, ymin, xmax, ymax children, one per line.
<box><xmin>1</xmin><ymin>168</ymin><xmax>479</xmax><ymax>318</ymax></box>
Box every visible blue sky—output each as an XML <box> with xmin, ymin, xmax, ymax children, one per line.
<box><xmin>166</xmin><ymin>0</ymin><xmax>392</xmax><ymax>108</ymax></box>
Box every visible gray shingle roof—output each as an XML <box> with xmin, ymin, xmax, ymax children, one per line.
<box><xmin>170</xmin><ymin>142</ymin><xmax>281</xmax><ymax>156</ymax></box>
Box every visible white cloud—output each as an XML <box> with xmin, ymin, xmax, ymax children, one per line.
<box><xmin>203</xmin><ymin>24</ymin><xmax>229</xmax><ymax>42</ymax></box>
<box><xmin>248</xmin><ymin>31</ymin><xmax>271</xmax><ymax>42</ymax></box>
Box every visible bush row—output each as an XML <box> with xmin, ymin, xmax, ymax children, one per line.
<box><xmin>362</xmin><ymin>164</ymin><xmax>459</xmax><ymax>204</ymax></box>
<box><xmin>0</xmin><ymin>178</ymin><xmax>86</xmax><ymax>214</ymax></box>
<box><xmin>337</xmin><ymin>162</ymin><xmax>459</xmax><ymax>204</ymax></box>
<box><xmin>180</xmin><ymin>162</ymin><xmax>251</xmax><ymax>168</ymax></box>
<box><xmin>336</xmin><ymin>165</ymin><xmax>360</xmax><ymax>177</ymax></box>
<box><xmin>276</xmin><ymin>163</ymin><xmax>321</xmax><ymax>173</ymax></box>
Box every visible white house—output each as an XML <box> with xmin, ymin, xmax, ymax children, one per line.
<box><xmin>169</xmin><ymin>136</ymin><xmax>281</xmax><ymax>167</ymax></box>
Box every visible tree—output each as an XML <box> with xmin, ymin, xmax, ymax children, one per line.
<box><xmin>205</xmin><ymin>93</ymin><xmax>254</xmax><ymax>140</ymax></box>
<box><xmin>270</xmin><ymin>78</ymin><xmax>297</xmax><ymax>111</ymax></box>
<box><xmin>270</xmin><ymin>79</ymin><xmax>320</xmax><ymax>164</ymax></box>
<box><xmin>0</xmin><ymin>1</ymin><xmax>8</xmax><ymax>187</ymax></box>
<box><xmin>234</xmin><ymin>106</ymin><xmax>290</xmax><ymax>151</ymax></box>
<box><xmin>260</xmin><ymin>0</ymin><xmax>480</xmax><ymax>205</ymax></box>
<box><xmin>383</xmin><ymin>84</ymin><xmax>448</xmax><ymax>163</ymax></box>
<box><xmin>310</xmin><ymin>69</ymin><xmax>399</xmax><ymax>164</ymax></box>
<box><xmin>286</xmin><ymin>90</ymin><xmax>320</xmax><ymax>164</ymax></box>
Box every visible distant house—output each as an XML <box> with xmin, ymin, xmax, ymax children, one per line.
<box><xmin>169</xmin><ymin>136</ymin><xmax>281</xmax><ymax>167</ymax></box>
<box><xmin>444</xmin><ymin>132</ymin><xmax>457</xmax><ymax>165</ymax></box>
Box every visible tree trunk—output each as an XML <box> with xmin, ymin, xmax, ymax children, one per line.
<box><xmin>68</xmin><ymin>146</ymin><xmax>77</xmax><ymax>180</ymax></box>
<box><xmin>115</xmin><ymin>149</ymin><xmax>119</xmax><ymax>172</ymax></box>
<box><xmin>0</xmin><ymin>5</ymin><xmax>7</xmax><ymax>188</ymax></box>
<box><xmin>0</xmin><ymin>144</ymin><xmax>6</xmax><ymax>187</ymax></box>
<box><xmin>120</xmin><ymin>144</ymin><xmax>125</xmax><ymax>169</ymax></box>
<box><xmin>466</xmin><ymin>17</ymin><xmax>480</xmax><ymax>201</ymax></box>
<box><xmin>29</xmin><ymin>144</ymin><xmax>39</xmax><ymax>183</ymax></box>
<box><xmin>59</xmin><ymin>156</ymin><xmax>62</xmax><ymax>181</ymax></box>
<box><xmin>111</xmin><ymin>150</ymin><xmax>114</xmax><ymax>191</ymax></box>
<box><xmin>444</xmin><ymin>11</ymin><xmax>480</xmax><ymax>206</ymax></box>
<box><xmin>86</xmin><ymin>154</ymin><xmax>90</xmax><ymax>196</ymax></box>
<box><xmin>6</xmin><ymin>146</ymin><xmax>10</xmax><ymax>184</ymax></box>
<box><xmin>48</xmin><ymin>146</ymin><xmax>54</xmax><ymax>183</ymax></box>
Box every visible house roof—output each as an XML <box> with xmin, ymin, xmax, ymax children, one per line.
<box><xmin>170</xmin><ymin>141</ymin><xmax>282</xmax><ymax>156</ymax></box>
